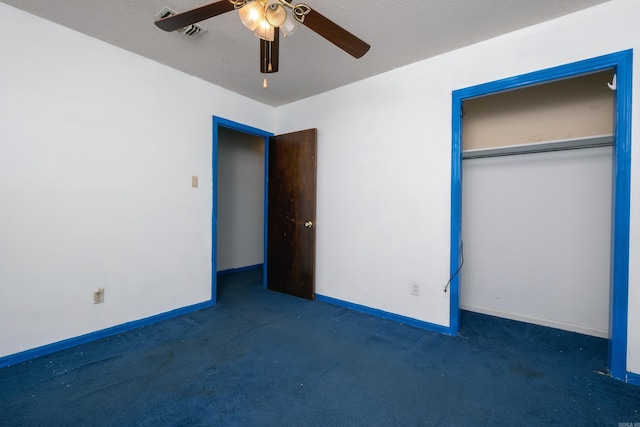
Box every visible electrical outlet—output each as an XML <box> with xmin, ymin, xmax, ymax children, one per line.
<box><xmin>411</xmin><ymin>282</ymin><xmax>420</xmax><ymax>296</ymax></box>
<box><xmin>93</xmin><ymin>288</ymin><xmax>104</xmax><ymax>304</ymax></box>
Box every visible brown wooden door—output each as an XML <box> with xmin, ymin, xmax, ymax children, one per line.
<box><xmin>267</xmin><ymin>129</ymin><xmax>317</xmax><ymax>300</ymax></box>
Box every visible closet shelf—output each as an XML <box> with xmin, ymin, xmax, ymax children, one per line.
<box><xmin>462</xmin><ymin>134</ymin><xmax>613</xmax><ymax>159</ymax></box>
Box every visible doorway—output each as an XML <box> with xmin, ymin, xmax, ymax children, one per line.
<box><xmin>212</xmin><ymin>117</ymin><xmax>272</xmax><ymax>303</ymax></box>
<box><xmin>449</xmin><ymin>50</ymin><xmax>633</xmax><ymax>381</ymax></box>
<box><xmin>217</xmin><ymin>127</ymin><xmax>265</xmax><ymax>271</ymax></box>
<box><xmin>212</xmin><ymin>118</ymin><xmax>318</xmax><ymax>303</ymax></box>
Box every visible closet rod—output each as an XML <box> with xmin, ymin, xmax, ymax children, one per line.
<box><xmin>462</xmin><ymin>134</ymin><xmax>613</xmax><ymax>160</ymax></box>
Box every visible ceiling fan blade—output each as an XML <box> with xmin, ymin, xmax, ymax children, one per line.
<box><xmin>260</xmin><ymin>28</ymin><xmax>280</xmax><ymax>73</ymax></box>
<box><xmin>155</xmin><ymin>1</ymin><xmax>235</xmax><ymax>32</ymax></box>
<box><xmin>301</xmin><ymin>9</ymin><xmax>370</xmax><ymax>59</ymax></box>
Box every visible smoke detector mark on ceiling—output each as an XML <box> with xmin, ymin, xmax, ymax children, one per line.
<box><xmin>156</xmin><ymin>7</ymin><xmax>207</xmax><ymax>38</ymax></box>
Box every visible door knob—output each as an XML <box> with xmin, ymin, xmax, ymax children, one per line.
<box><xmin>304</xmin><ymin>220</ymin><xmax>314</xmax><ymax>228</ymax></box>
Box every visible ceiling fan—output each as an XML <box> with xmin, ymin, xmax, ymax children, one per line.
<box><xmin>155</xmin><ymin>0</ymin><xmax>370</xmax><ymax>85</ymax></box>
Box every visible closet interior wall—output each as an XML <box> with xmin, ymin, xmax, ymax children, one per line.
<box><xmin>461</xmin><ymin>70</ymin><xmax>615</xmax><ymax>338</ymax></box>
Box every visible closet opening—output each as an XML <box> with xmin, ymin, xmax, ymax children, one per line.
<box><xmin>460</xmin><ymin>70</ymin><xmax>614</xmax><ymax>339</ymax></box>
<box><xmin>449</xmin><ymin>50</ymin><xmax>633</xmax><ymax>382</ymax></box>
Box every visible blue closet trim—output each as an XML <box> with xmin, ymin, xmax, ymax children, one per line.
<box><xmin>450</xmin><ymin>49</ymin><xmax>634</xmax><ymax>382</ymax></box>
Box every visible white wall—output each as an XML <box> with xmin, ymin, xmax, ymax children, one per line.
<box><xmin>217</xmin><ymin>128</ymin><xmax>265</xmax><ymax>271</ymax></box>
<box><xmin>461</xmin><ymin>147</ymin><xmax>612</xmax><ymax>338</ymax></box>
<box><xmin>275</xmin><ymin>0</ymin><xmax>640</xmax><ymax>374</ymax></box>
<box><xmin>0</xmin><ymin>3</ymin><xmax>274</xmax><ymax>357</ymax></box>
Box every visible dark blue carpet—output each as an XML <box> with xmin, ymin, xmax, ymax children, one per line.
<box><xmin>1</xmin><ymin>268</ymin><xmax>639</xmax><ymax>426</ymax></box>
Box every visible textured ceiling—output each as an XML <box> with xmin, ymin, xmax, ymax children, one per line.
<box><xmin>2</xmin><ymin>0</ymin><xmax>609</xmax><ymax>106</ymax></box>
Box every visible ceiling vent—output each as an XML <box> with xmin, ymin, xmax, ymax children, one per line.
<box><xmin>156</xmin><ymin>7</ymin><xmax>208</xmax><ymax>39</ymax></box>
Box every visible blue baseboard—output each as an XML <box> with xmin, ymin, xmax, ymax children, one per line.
<box><xmin>625</xmin><ymin>371</ymin><xmax>640</xmax><ymax>386</ymax></box>
<box><xmin>0</xmin><ymin>299</ymin><xmax>216</xmax><ymax>369</ymax></box>
<box><xmin>315</xmin><ymin>294</ymin><xmax>455</xmax><ymax>336</ymax></box>
<box><xmin>217</xmin><ymin>264</ymin><xmax>263</xmax><ymax>277</ymax></box>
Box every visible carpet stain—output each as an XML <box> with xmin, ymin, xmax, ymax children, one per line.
<box><xmin>508</xmin><ymin>363</ymin><xmax>544</xmax><ymax>378</ymax></box>
<box><xmin>205</xmin><ymin>366</ymin><xmax>218</xmax><ymax>379</ymax></box>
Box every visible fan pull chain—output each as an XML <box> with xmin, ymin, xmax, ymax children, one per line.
<box><xmin>263</xmin><ymin>55</ymin><xmax>268</xmax><ymax>89</ymax></box>
<box><xmin>263</xmin><ymin>40</ymin><xmax>272</xmax><ymax>89</ymax></box>
<box><xmin>267</xmin><ymin>37</ymin><xmax>273</xmax><ymax>73</ymax></box>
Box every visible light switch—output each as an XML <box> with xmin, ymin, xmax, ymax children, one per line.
<box><xmin>192</xmin><ymin>176</ymin><xmax>198</xmax><ymax>188</ymax></box>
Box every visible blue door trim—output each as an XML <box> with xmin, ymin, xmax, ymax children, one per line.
<box><xmin>212</xmin><ymin>117</ymin><xmax>273</xmax><ymax>303</ymax></box>
<box><xmin>450</xmin><ymin>50</ymin><xmax>633</xmax><ymax>382</ymax></box>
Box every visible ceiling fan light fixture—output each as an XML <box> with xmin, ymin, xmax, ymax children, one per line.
<box><xmin>238</xmin><ymin>0</ymin><xmax>263</xmax><ymax>31</ymax></box>
<box><xmin>278</xmin><ymin>12</ymin><xmax>300</xmax><ymax>38</ymax></box>
<box><xmin>254</xmin><ymin>18</ymin><xmax>275</xmax><ymax>41</ymax></box>
<box><xmin>265</xmin><ymin>1</ymin><xmax>287</xmax><ymax>27</ymax></box>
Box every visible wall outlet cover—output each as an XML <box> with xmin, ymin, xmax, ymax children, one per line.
<box><xmin>93</xmin><ymin>288</ymin><xmax>105</xmax><ymax>304</ymax></box>
<box><xmin>411</xmin><ymin>282</ymin><xmax>420</xmax><ymax>296</ymax></box>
